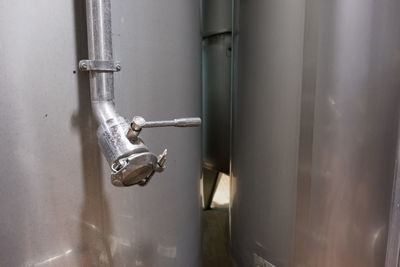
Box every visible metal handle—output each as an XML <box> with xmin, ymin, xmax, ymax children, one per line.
<box><xmin>138</xmin><ymin>117</ymin><xmax>201</xmax><ymax>128</ymax></box>
<box><xmin>127</xmin><ymin>116</ymin><xmax>201</xmax><ymax>140</ymax></box>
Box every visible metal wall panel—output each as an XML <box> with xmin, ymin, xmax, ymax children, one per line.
<box><xmin>231</xmin><ymin>0</ymin><xmax>400</xmax><ymax>266</ymax></box>
<box><xmin>0</xmin><ymin>1</ymin><xmax>201</xmax><ymax>266</ymax></box>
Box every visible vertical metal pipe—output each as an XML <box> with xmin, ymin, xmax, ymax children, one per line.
<box><xmin>85</xmin><ymin>0</ymin><xmax>118</xmax><ymax>125</ymax></box>
<box><xmin>85</xmin><ymin>0</ymin><xmax>114</xmax><ymax>101</ymax></box>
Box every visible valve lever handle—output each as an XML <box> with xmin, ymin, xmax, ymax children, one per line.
<box><xmin>143</xmin><ymin>117</ymin><xmax>202</xmax><ymax>128</ymax></box>
<box><xmin>127</xmin><ymin>116</ymin><xmax>201</xmax><ymax>140</ymax></box>
<box><xmin>123</xmin><ymin>116</ymin><xmax>201</xmax><ymax>186</ymax></box>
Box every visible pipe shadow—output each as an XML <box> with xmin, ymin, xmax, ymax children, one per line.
<box><xmin>72</xmin><ymin>0</ymin><xmax>114</xmax><ymax>266</ymax></box>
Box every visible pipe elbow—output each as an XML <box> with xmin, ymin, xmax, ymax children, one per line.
<box><xmin>91</xmin><ymin>100</ymin><xmax>119</xmax><ymax>124</ymax></box>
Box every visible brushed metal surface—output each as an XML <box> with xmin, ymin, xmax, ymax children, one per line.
<box><xmin>231</xmin><ymin>0</ymin><xmax>400</xmax><ymax>266</ymax></box>
<box><xmin>230</xmin><ymin>0</ymin><xmax>306</xmax><ymax>266</ymax></box>
<box><xmin>0</xmin><ymin>0</ymin><xmax>201</xmax><ymax>266</ymax></box>
<box><xmin>202</xmin><ymin>33</ymin><xmax>232</xmax><ymax>174</ymax></box>
<box><xmin>294</xmin><ymin>0</ymin><xmax>400</xmax><ymax>266</ymax></box>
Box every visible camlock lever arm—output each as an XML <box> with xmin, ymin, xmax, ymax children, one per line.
<box><xmin>127</xmin><ymin>116</ymin><xmax>202</xmax><ymax>141</ymax></box>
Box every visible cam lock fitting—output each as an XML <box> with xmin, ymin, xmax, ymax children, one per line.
<box><xmin>105</xmin><ymin>116</ymin><xmax>201</xmax><ymax>187</ymax></box>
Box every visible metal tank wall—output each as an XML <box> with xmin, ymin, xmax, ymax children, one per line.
<box><xmin>230</xmin><ymin>0</ymin><xmax>306</xmax><ymax>265</ymax></box>
<box><xmin>202</xmin><ymin>33</ymin><xmax>232</xmax><ymax>174</ymax></box>
<box><xmin>231</xmin><ymin>0</ymin><xmax>400</xmax><ymax>266</ymax></box>
<box><xmin>202</xmin><ymin>0</ymin><xmax>232</xmax><ymax>174</ymax></box>
<box><xmin>0</xmin><ymin>1</ymin><xmax>201</xmax><ymax>266</ymax></box>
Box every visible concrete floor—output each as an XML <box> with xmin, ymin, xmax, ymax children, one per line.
<box><xmin>202</xmin><ymin>209</ymin><xmax>233</xmax><ymax>267</ymax></box>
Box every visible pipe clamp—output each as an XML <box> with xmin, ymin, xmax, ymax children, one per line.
<box><xmin>79</xmin><ymin>60</ymin><xmax>121</xmax><ymax>72</ymax></box>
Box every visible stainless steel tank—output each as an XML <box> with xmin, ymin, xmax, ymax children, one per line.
<box><xmin>231</xmin><ymin>0</ymin><xmax>400</xmax><ymax>266</ymax></box>
<box><xmin>202</xmin><ymin>33</ymin><xmax>232</xmax><ymax>174</ymax></box>
<box><xmin>0</xmin><ymin>0</ymin><xmax>201</xmax><ymax>266</ymax></box>
<box><xmin>201</xmin><ymin>0</ymin><xmax>232</xmax><ymax>174</ymax></box>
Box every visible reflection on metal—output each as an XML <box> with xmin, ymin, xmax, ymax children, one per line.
<box><xmin>30</xmin><ymin>249</ymin><xmax>73</xmax><ymax>266</ymax></box>
<box><xmin>231</xmin><ymin>0</ymin><xmax>400</xmax><ymax>266</ymax></box>
<box><xmin>81</xmin><ymin>0</ymin><xmax>201</xmax><ymax>186</ymax></box>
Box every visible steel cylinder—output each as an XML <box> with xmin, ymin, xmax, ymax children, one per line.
<box><xmin>202</xmin><ymin>33</ymin><xmax>232</xmax><ymax>174</ymax></box>
<box><xmin>201</xmin><ymin>0</ymin><xmax>232</xmax><ymax>174</ymax></box>
<box><xmin>0</xmin><ymin>0</ymin><xmax>201</xmax><ymax>266</ymax></box>
<box><xmin>231</xmin><ymin>0</ymin><xmax>400</xmax><ymax>266</ymax></box>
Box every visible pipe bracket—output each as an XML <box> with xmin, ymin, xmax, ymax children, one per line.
<box><xmin>79</xmin><ymin>60</ymin><xmax>121</xmax><ymax>72</ymax></box>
